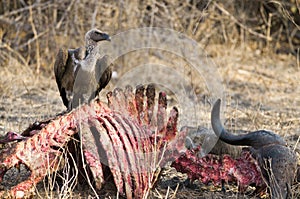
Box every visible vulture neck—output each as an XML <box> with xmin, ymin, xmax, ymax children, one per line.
<box><xmin>80</xmin><ymin>43</ymin><xmax>98</xmax><ymax>72</ymax></box>
<box><xmin>86</xmin><ymin>44</ymin><xmax>95</xmax><ymax>56</ymax></box>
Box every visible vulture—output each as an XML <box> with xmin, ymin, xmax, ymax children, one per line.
<box><xmin>54</xmin><ymin>29</ymin><xmax>112</xmax><ymax>110</ymax></box>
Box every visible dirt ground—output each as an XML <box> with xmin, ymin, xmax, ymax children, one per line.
<box><xmin>0</xmin><ymin>43</ymin><xmax>300</xmax><ymax>198</ymax></box>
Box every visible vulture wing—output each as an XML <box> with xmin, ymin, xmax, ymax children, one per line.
<box><xmin>54</xmin><ymin>47</ymin><xmax>87</xmax><ymax>109</ymax></box>
<box><xmin>95</xmin><ymin>55</ymin><xmax>112</xmax><ymax>96</ymax></box>
<box><xmin>54</xmin><ymin>48</ymin><xmax>69</xmax><ymax>108</ymax></box>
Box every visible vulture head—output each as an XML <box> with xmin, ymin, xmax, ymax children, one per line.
<box><xmin>85</xmin><ymin>29</ymin><xmax>111</xmax><ymax>50</ymax></box>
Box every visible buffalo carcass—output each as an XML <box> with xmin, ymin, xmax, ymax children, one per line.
<box><xmin>0</xmin><ymin>84</ymin><xmax>185</xmax><ymax>198</ymax></box>
<box><xmin>1</xmin><ymin>89</ymin><xmax>297</xmax><ymax>198</ymax></box>
<box><xmin>172</xmin><ymin>99</ymin><xmax>298</xmax><ymax>199</ymax></box>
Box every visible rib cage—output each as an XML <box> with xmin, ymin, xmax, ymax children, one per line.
<box><xmin>0</xmin><ymin>84</ymin><xmax>182</xmax><ymax>198</ymax></box>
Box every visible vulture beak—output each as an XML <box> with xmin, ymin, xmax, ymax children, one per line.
<box><xmin>102</xmin><ymin>33</ymin><xmax>111</xmax><ymax>41</ymax></box>
<box><xmin>94</xmin><ymin>31</ymin><xmax>111</xmax><ymax>42</ymax></box>
<box><xmin>86</xmin><ymin>29</ymin><xmax>111</xmax><ymax>43</ymax></box>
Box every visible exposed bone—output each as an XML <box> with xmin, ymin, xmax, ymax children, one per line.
<box><xmin>0</xmin><ymin>85</ymin><xmax>181</xmax><ymax>198</ymax></box>
<box><xmin>184</xmin><ymin>126</ymin><xmax>242</xmax><ymax>158</ymax></box>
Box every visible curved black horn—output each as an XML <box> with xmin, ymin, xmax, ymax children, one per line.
<box><xmin>211</xmin><ymin>99</ymin><xmax>252</xmax><ymax>146</ymax></box>
<box><xmin>211</xmin><ymin>99</ymin><xmax>224</xmax><ymax>137</ymax></box>
<box><xmin>211</xmin><ymin>99</ymin><xmax>286</xmax><ymax>149</ymax></box>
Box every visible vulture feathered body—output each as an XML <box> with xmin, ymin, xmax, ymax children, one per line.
<box><xmin>54</xmin><ymin>29</ymin><xmax>112</xmax><ymax>110</ymax></box>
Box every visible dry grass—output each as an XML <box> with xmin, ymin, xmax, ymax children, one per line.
<box><xmin>0</xmin><ymin>0</ymin><xmax>299</xmax><ymax>72</ymax></box>
<box><xmin>0</xmin><ymin>0</ymin><xmax>300</xmax><ymax>198</ymax></box>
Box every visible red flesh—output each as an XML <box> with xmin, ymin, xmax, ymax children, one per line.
<box><xmin>0</xmin><ymin>86</ymin><xmax>271</xmax><ymax>198</ymax></box>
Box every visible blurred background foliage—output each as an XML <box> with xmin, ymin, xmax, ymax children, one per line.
<box><xmin>0</xmin><ymin>0</ymin><xmax>299</xmax><ymax>74</ymax></box>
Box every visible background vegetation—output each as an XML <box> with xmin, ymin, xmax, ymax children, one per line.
<box><xmin>0</xmin><ymin>0</ymin><xmax>299</xmax><ymax>74</ymax></box>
